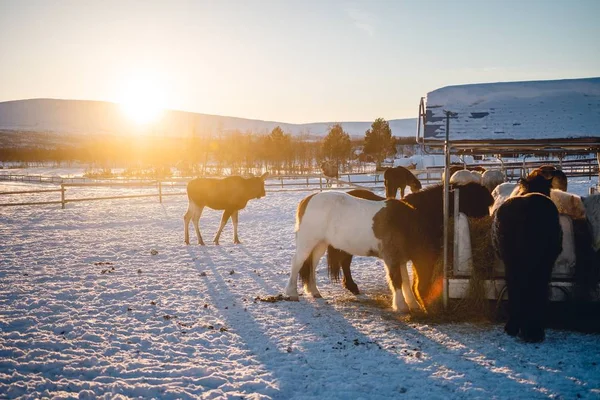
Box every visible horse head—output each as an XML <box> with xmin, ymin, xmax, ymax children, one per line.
<box><xmin>516</xmin><ymin>171</ymin><xmax>554</xmax><ymax>197</ymax></box>
<box><xmin>451</xmin><ymin>182</ymin><xmax>494</xmax><ymax>218</ymax></box>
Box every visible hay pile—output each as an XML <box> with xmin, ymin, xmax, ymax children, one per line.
<box><xmin>429</xmin><ymin>215</ymin><xmax>498</xmax><ymax>320</ymax></box>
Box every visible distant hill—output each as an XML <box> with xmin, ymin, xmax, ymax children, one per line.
<box><xmin>0</xmin><ymin>98</ymin><xmax>418</xmax><ymax>139</ymax></box>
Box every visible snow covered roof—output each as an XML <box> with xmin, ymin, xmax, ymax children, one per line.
<box><xmin>423</xmin><ymin>77</ymin><xmax>600</xmax><ymax>142</ymax></box>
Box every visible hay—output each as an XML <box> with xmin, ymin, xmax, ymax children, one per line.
<box><xmin>429</xmin><ymin>215</ymin><xmax>497</xmax><ymax>320</ymax></box>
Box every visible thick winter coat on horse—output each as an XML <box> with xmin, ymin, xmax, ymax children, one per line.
<box><xmin>383</xmin><ymin>166</ymin><xmax>422</xmax><ymax>199</ymax></box>
<box><xmin>324</xmin><ymin>183</ymin><xmax>494</xmax><ymax>306</ymax></box>
<box><xmin>492</xmin><ymin>175</ymin><xmax>562</xmax><ymax>342</ymax></box>
<box><xmin>183</xmin><ymin>173</ymin><xmax>268</xmax><ymax>245</ymax></box>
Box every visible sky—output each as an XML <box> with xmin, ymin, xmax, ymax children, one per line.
<box><xmin>0</xmin><ymin>0</ymin><xmax>599</xmax><ymax>124</ymax></box>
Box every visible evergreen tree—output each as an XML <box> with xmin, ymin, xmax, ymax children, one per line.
<box><xmin>321</xmin><ymin>123</ymin><xmax>351</xmax><ymax>168</ymax></box>
<box><xmin>363</xmin><ymin>118</ymin><xmax>396</xmax><ymax>169</ymax></box>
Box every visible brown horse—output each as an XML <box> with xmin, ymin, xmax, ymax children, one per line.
<box><xmin>321</xmin><ymin>161</ymin><xmax>339</xmax><ymax>187</ymax></box>
<box><xmin>184</xmin><ymin>173</ymin><xmax>268</xmax><ymax>245</ymax></box>
<box><xmin>383</xmin><ymin>166</ymin><xmax>422</xmax><ymax>199</ymax></box>
<box><xmin>327</xmin><ymin>183</ymin><xmax>494</xmax><ymax>306</ymax></box>
<box><xmin>530</xmin><ymin>165</ymin><xmax>568</xmax><ymax>191</ymax></box>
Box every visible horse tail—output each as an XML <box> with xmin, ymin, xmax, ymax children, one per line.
<box><xmin>326</xmin><ymin>246</ymin><xmax>342</xmax><ymax>283</ymax></box>
<box><xmin>296</xmin><ymin>193</ymin><xmax>317</xmax><ymax>231</ymax></box>
<box><xmin>299</xmin><ymin>250</ymin><xmax>313</xmax><ymax>285</ymax></box>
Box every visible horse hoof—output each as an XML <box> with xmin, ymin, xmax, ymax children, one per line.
<box><xmin>288</xmin><ymin>295</ymin><xmax>299</xmax><ymax>302</ymax></box>
<box><xmin>185</xmin><ymin>241</ymin><xmax>190</xmax><ymax>245</ymax></box>
<box><xmin>312</xmin><ymin>293</ymin><xmax>322</xmax><ymax>299</ymax></box>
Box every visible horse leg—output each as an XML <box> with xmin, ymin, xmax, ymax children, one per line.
<box><xmin>504</xmin><ymin>262</ymin><xmax>522</xmax><ymax>337</ymax></box>
<box><xmin>399</xmin><ymin>262</ymin><xmax>422</xmax><ymax>312</ymax></box>
<box><xmin>382</xmin><ymin>258</ymin><xmax>409</xmax><ymax>313</ymax></box>
<box><xmin>285</xmin><ymin>238</ymin><xmax>321</xmax><ymax>301</ymax></box>
<box><xmin>304</xmin><ymin>242</ymin><xmax>327</xmax><ymax>298</ymax></box>
<box><xmin>231</xmin><ymin>210</ymin><xmax>241</xmax><ymax>244</ymax></box>
<box><xmin>400</xmin><ymin>185</ymin><xmax>406</xmax><ymax>199</ymax></box>
<box><xmin>412</xmin><ymin>254</ymin><xmax>437</xmax><ymax>309</ymax></box>
<box><xmin>184</xmin><ymin>209</ymin><xmax>191</xmax><ymax>245</ymax></box>
<box><xmin>185</xmin><ymin>203</ymin><xmax>205</xmax><ymax>245</ymax></box>
<box><xmin>213</xmin><ymin>209</ymin><xmax>233</xmax><ymax>245</ymax></box>
<box><xmin>341</xmin><ymin>253</ymin><xmax>360</xmax><ymax>295</ymax></box>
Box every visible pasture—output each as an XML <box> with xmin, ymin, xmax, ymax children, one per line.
<box><xmin>1</xmin><ymin>178</ymin><xmax>600</xmax><ymax>399</ymax></box>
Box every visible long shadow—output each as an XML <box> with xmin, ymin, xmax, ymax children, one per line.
<box><xmin>188</xmin><ymin>245</ymin><xmax>565</xmax><ymax>399</ymax></box>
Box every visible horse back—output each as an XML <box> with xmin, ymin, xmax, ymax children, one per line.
<box><xmin>187</xmin><ymin>176</ymin><xmax>254</xmax><ymax>210</ymax></box>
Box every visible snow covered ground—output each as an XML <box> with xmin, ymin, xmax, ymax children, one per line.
<box><xmin>1</xmin><ymin>177</ymin><xmax>599</xmax><ymax>399</ymax></box>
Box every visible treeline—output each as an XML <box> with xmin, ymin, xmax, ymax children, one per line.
<box><xmin>0</xmin><ymin>118</ymin><xmax>417</xmax><ymax>176</ymax></box>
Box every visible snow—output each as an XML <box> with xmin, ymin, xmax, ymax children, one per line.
<box><xmin>1</xmin><ymin>176</ymin><xmax>600</xmax><ymax>399</ymax></box>
<box><xmin>424</xmin><ymin>77</ymin><xmax>600</xmax><ymax>140</ymax></box>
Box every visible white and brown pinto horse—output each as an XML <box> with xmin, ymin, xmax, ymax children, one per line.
<box><xmin>285</xmin><ymin>183</ymin><xmax>494</xmax><ymax>313</ymax></box>
<box><xmin>285</xmin><ymin>192</ymin><xmax>421</xmax><ymax>312</ymax></box>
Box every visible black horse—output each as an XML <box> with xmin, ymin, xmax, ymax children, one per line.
<box><xmin>492</xmin><ymin>173</ymin><xmax>562</xmax><ymax>342</ymax></box>
<box><xmin>384</xmin><ymin>166</ymin><xmax>422</xmax><ymax>199</ymax></box>
<box><xmin>327</xmin><ymin>183</ymin><xmax>494</xmax><ymax>307</ymax></box>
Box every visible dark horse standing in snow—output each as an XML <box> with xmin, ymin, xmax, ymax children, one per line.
<box><xmin>492</xmin><ymin>172</ymin><xmax>562</xmax><ymax>342</ymax></box>
<box><xmin>286</xmin><ymin>182</ymin><xmax>493</xmax><ymax>312</ymax></box>
<box><xmin>184</xmin><ymin>173</ymin><xmax>268</xmax><ymax>245</ymax></box>
<box><xmin>326</xmin><ymin>184</ymin><xmax>494</xmax><ymax>305</ymax></box>
<box><xmin>321</xmin><ymin>161</ymin><xmax>339</xmax><ymax>187</ymax></box>
<box><xmin>383</xmin><ymin>166</ymin><xmax>422</xmax><ymax>199</ymax></box>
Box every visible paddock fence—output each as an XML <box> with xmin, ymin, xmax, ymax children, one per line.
<box><xmin>1</xmin><ymin>157</ymin><xmax>598</xmax><ymax>208</ymax></box>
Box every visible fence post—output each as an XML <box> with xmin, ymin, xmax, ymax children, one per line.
<box><xmin>60</xmin><ymin>184</ymin><xmax>65</xmax><ymax>209</ymax></box>
<box><xmin>158</xmin><ymin>181</ymin><xmax>163</xmax><ymax>203</ymax></box>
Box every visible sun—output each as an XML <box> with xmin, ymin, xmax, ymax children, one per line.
<box><xmin>118</xmin><ymin>77</ymin><xmax>165</xmax><ymax>125</ymax></box>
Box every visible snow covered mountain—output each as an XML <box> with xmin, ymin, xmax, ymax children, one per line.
<box><xmin>424</xmin><ymin>77</ymin><xmax>600</xmax><ymax>140</ymax></box>
<box><xmin>0</xmin><ymin>99</ymin><xmax>417</xmax><ymax>139</ymax></box>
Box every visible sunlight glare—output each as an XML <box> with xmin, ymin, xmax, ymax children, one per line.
<box><xmin>119</xmin><ymin>77</ymin><xmax>165</xmax><ymax>125</ymax></box>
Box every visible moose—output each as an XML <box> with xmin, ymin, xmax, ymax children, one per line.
<box><xmin>184</xmin><ymin>173</ymin><xmax>269</xmax><ymax>245</ymax></box>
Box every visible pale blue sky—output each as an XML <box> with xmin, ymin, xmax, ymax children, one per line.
<box><xmin>0</xmin><ymin>0</ymin><xmax>598</xmax><ymax>123</ymax></box>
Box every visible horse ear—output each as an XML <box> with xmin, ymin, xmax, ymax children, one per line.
<box><xmin>517</xmin><ymin>177</ymin><xmax>529</xmax><ymax>188</ymax></box>
<box><xmin>260</xmin><ymin>172</ymin><xmax>269</xmax><ymax>180</ymax></box>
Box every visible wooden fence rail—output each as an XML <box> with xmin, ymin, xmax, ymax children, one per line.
<box><xmin>1</xmin><ymin>161</ymin><xmax>597</xmax><ymax>209</ymax></box>
<box><xmin>0</xmin><ymin>174</ymin><xmax>386</xmax><ymax>208</ymax></box>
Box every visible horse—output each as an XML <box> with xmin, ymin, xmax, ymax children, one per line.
<box><xmin>530</xmin><ymin>165</ymin><xmax>568</xmax><ymax>191</ymax></box>
<box><xmin>321</xmin><ymin>161</ymin><xmax>339</xmax><ymax>187</ymax></box>
<box><xmin>184</xmin><ymin>173</ymin><xmax>268</xmax><ymax>245</ymax></box>
<box><xmin>383</xmin><ymin>166</ymin><xmax>422</xmax><ymax>199</ymax></box>
<box><xmin>482</xmin><ymin>170</ymin><xmax>505</xmax><ymax>193</ymax></box>
<box><xmin>285</xmin><ymin>191</ymin><xmax>424</xmax><ymax>313</ymax></box>
<box><xmin>582</xmin><ymin>194</ymin><xmax>600</xmax><ymax>251</ymax></box>
<box><xmin>446</xmin><ymin>164</ymin><xmax>487</xmax><ymax>180</ymax></box>
<box><xmin>326</xmin><ymin>183</ymin><xmax>494</xmax><ymax>302</ymax></box>
<box><xmin>492</xmin><ymin>173</ymin><xmax>562</xmax><ymax>342</ymax></box>
<box><xmin>450</xmin><ymin>170</ymin><xmax>482</xmax><ymax>185</ymax></box>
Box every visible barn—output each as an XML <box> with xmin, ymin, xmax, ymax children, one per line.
<box><xmin>416</xmin><ymin>77</ymin><xmax>600</xmax><ymax>306</ymax></box>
